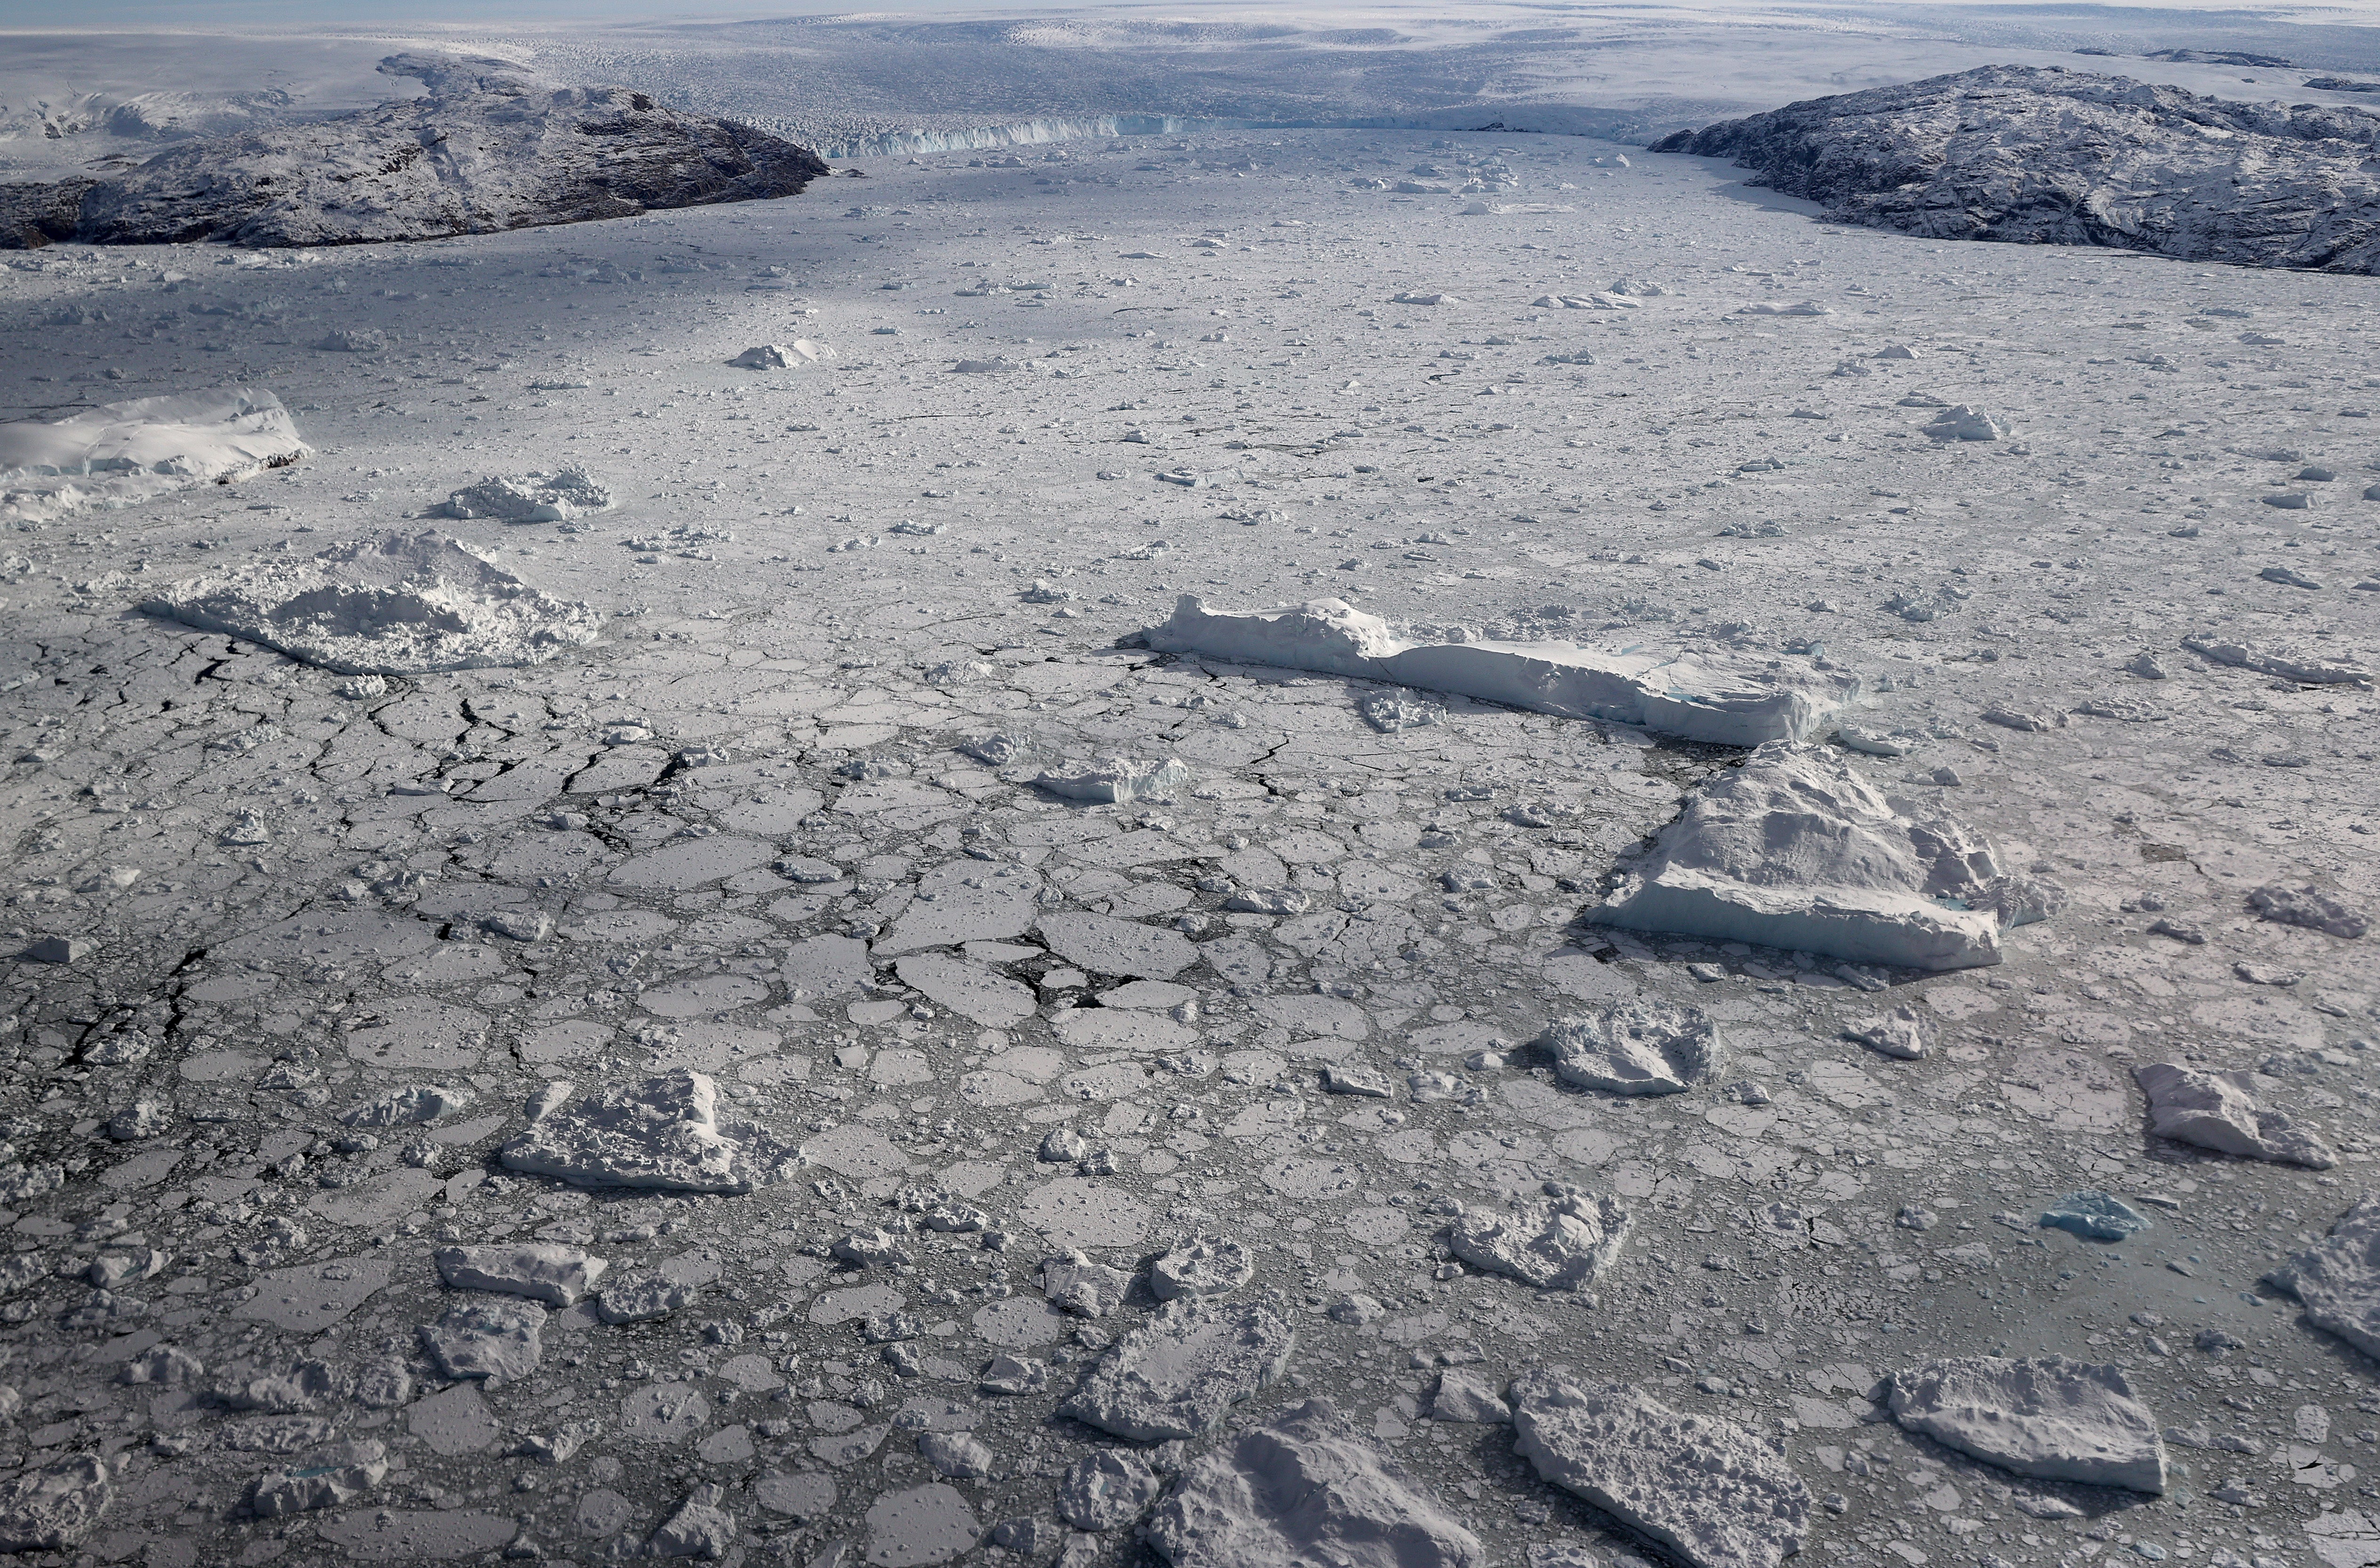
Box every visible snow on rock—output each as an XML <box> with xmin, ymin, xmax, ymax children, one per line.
<box><xmin>2268</xmin><ymin>1193</ymin><xmax>2380</xmax><ymax>1361</ymax></box>
<box><xmin>1886</xmin><ymin>1356</ymin><xmax>2167</xmax><ymax>1493</ymax></box>
<box><xmin>498</xmin><ymin>1069</ymin><xmax>765</xmax><ymax>1193</ymax></box>
<box><xmin>433</xmin><ymin>1243</ymin><xmax>608</xmax><ymax>1306</ymax></box>
<box><xmin>2134</xmin><ymin>1062</ymin><xmax>2337</xmax><ymax>1169</ymax></box>
<box><xmin>4</xmin><ymin>56</ymin><xmax>830</xmax><ymax>248</ymax></box>
<box><xmin>1031</xmin><ymin>757</ymin><xmax>1191</xmax><ymax>804</ymax></box>
<box><xmin>1150</xmin><ymin>1237</ymin><xmax>1255</xmax><ymax>1300</ymax></box>
<box><xmin>417</xmin><ymin>1297</ymin><xmax>546</xmax><ymax>1381</ymax></box>
<box><xmin>1587</xmin><ymin>742</ymin><xmax>2054</xmax><ymax>971</ymax></box>
<box><xmin>436</xmin><ymin>470</ymin><xmax>614</xmax><ymax>523</ymax></box>
<box><xmin>142</xmin><ymin>530</ymin><xmax>601</xmax><ymax>676</ymax></box>
<box><xmin>1446</xmin><ymin>1183</ymin><xmax>1630</xmax><ymax>1290</ymax></box>
<box><xmin>1651</xmin><ymin>64</ymin><xmax>2380</xmax><ymax>273</ymax></box>
<box><xmin>730</xmin><ymin>341</ymin><xmax>833</xmax><ymax>370</ymax></box>
<box><xmin>0</xmin><ymin>387</ymin><xmax>307</xmax><ymax>522</ymax></box>
<box><xmin>1062</xmin><ymin>1297</ymin><xmax>1297</xmax><ymax>1441</ymax></box>
<box><xmin>1141</xmin><ymin>595</ymin><xmax>1857</xmax><ymax>745</ymax></box>
<box><xmin>1057</xmin><ymin>1449</ymin><xmax>1164</xmax><ymax>1529</ymax></box>
<box><xmin>1538</xmin><ymin>1001</ymin><xmax>1723</xmax><ymax>1096</ymax></box>
<box><xmin>1510</xmin><ymin>1375</ymin><xmax>1810</xmax><ymax>1568</ymax></box>
<box><xmin>1147</xmin><ymin>1397</ymin><xmax>1487</xmax><ymax>1568</ymax></box>
<box><xmin>0</xmin><ymin>1455</ymin><xmax>112</xmax><ymax>1552</ymax></box>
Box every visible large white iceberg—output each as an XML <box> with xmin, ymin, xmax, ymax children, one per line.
<box><xmin>1587</xmin><ymin>743</ymin><xmax>2054</xmax><ymax>970</ymax></box>
<box><xmin>0</xmin><ymin>387</ymin><xmax>307</xmax><ymax>522</ymax></box>
<box><xmin>1141</xmin><ymin>595</ymin><xmax>1859</xmax><ymax>746</ymax></box>
<box><xmin>142</xmin><ymin>530</ymin><xmax>601</xmax><ymax>674</ymax></box>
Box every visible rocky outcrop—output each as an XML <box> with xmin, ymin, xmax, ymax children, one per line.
<box><xmin>1649</xmin><ymin>64</ymin><xmax>2380</xmax><ymax>272</ymax></box>
<box><xmin>0</xmin><ymin>53</ymin><xmax>827</xmax><ymax>248</ymax></box>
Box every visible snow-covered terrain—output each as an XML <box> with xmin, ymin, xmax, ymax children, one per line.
<box><xmin>0</xmin><ymin>6</ymin><xmax>2376</xmax><ymax>1568</ymax></box>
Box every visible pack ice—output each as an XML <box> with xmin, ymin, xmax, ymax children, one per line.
<box><xmin>1146</xmin><ymin>1397</ymin><xmax>1487</xmax><ymax>1568</ymax></box>
<box><xmin>0</xmin><ymin>387</ymin><xmax>307</xmax><ymax>522</ymax></box>
<box><xmin>1510</xmin><ymin>1374</ymin><xmax>1811</xmax><ymax>1568</ymax></box>
<box><xmin>141</xmin><ymin>530</ymin><xmax>601</xmax><ymax>675</ymax></box>
<box><xmin>1588</xmin><ymin>742</ymin><xmax>2055</xmax><ymax>970</ymax></box>
<box><xmin>1886</xmin><ymin>1356</ymin><xmax>2167</xmax><ymax>1493</ymax></box>
<box><xmin>2134</xmin><ymin>1062</ymin><xmax>2336</xmax><ymax>1169</ymax></box>
<box><xmin>1141</xmin><ymin>595</ymin><xmax>1858</xmax><ymax>746</ymax></box>
<box><xmin>2268</xmin><ymin>1193</ymin><xmax>2380</xmax><ymax>1360</ymax></box>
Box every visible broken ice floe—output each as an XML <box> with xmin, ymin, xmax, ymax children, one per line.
<box><xmin>418</xmin><ymin>1297</ymin><xmax>546</xmax><ymax>1381</ymax></box>
<box><xmin>2267</xmin><ymin>1193</ymin><xmax>2380</xmax><ymax>1361</ymax></box>
<box><xmin>1062</xmin><ymin>1297</ymin><xmax>1296</xmax><ymax>1441</ymax></box>
<box><xmin>141</xmin><ymin>530</ymin><xmax>601</xmax><ymax>675</ymax></box>
<box><xmin>498</xmin><ymin>1070</ymin><xmax>769</xmax><ymax>1193</ymax></box>
<box><xmin>1844</xmin><ymin>1007</ymin><xmax>1928</xmax><ymax>1060</ymax></box>
<box><xmin>1588</xmin><ymin>742</ymin><xmax>2057</xmax><ymax>970</ymax></box>
<box><xmin>2039</xmin><ymin>1191</ymin><xmax>2149</xmax><ymax>1243</ymax></box>
<box><xmin>1538</xmin><ymin>1001</ymin><xmax>1723</xmax><ymax>1096</ymax></box>
<box><xmin>2182</xmin><ymin>632</ymin><xmax>2369</xmax><ymax>687</ymax></box>
<box><xmin>433</xmin><ymin>1242</ymin><xmax>607</xmax><ymax>1305</ymax></box>
<box><xmin>1887</xmin><ymin>1356</ymin><xmax>2167</xmax><ymax>1493</ymax></box>
<box><xmin>0</xmin><ymin>386</ymin><xmax>307</xmax><ymax>522</ymax></box>
<box><xmin>248</xmin><ymin>1441</ymin><xmax>388</xmax><ymax>1517</ymax></box>
<box><xmin>1510</xmin><ymin>1375</ymin><xmax>1810</xmax><ymax>1568</ymax></box>
<box><xmin>1446</xmin><ymin>1183</ymin><xmax>1629</xmax><ymax>1289</ymax></box>
<box><xmin>435</xmin><ymin>469</ymin><xmax>614</xmax><ymax>522</ymax></box>
<box><xmin>0</xmin><ymin>1455</ymin><xmax>113</xmax><ymax>1552</ymax></box>
<box><xmin>1057</xmin><ymin>1449</ymin><xmax>1163</xmax><ymax>1529</ymax></box>
<box><xmin>1429</xmin><ymin>1369</ymin><xmax>1511</xmax><ymax>1423</ymax></box>
<box><xmin>2249</xmin><ymin>883</ymin><xmax>2367</xmax><ymax>940</ymax></box>
<box><xmin>730</xmin><ymin>340</ymin><xmax>832</xmax><ymax>369</ymax></box>
<box><xmin>1031</xmin><ymin>757</ymin><xmax>1191</xmax><ymax>804</ymax></box>
<box><xmin>1150</xmin><ymin>1237</ymin><xmax>1254</xmax><ymax>1300</ymax></box>
<box><xmin>2134</xmin><ymin>1061</ymin><xmax>2336</xmax><ymax>1169</ymax></box>
<box><xmin>1141</xmin><ymin>595</ymin><xmax>1857</xmax><ymax>745</ymax></box>
<box><xmin>1147</xmin><ymin>1398</ymin><xmax>1487</xmax><ymax>1568</ymax></box>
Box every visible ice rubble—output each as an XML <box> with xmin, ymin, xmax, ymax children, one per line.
<box><xmin>435</xmin><ymin>470</ymin><xmax>614</xmax><ymax>523</ymax></box>
<box><xmin>141</xmin><ymin>530</ymin><xmax>601</xmax><ymax>676</ymax></box>
<box><xmin>1140</xmin><ymin>595</ymin><xmax>1858</xmax><ymax>746</ymax></box>
<box><xmin>498</xmin><ymin>1069</ymin><xmax>766</xmax><ymax>1193</ymax></box>
<box><xmin>1150</xmin><ymin>1237</ymin><xmax>1256</xmax><ymax>1300</ymax></box>
<box><xmin>1539</xmin><ymin>1001</ymin><xmax>1723</xmax><ymax>1095</ymax></box>
<box><xmin>1587</xmin><ymin>742</ymin><xmax>2056</xmax><ymax>971</ymax></box>
<box><xmin>730</xmin><ymin>341</ymin><xmax>833</xmax><ymax>369</ymax></box>
<box><xmin>0</xmin><ymin>1455</ymin><xmax>113</xmax><ymax>1552</ymax></box>
<box><xmin>1147</xmin><ymin>1398</ymin><xmax>1487</xmax><ymax>1568</ymax></box>
<box><xmin>1062</xmin><ymin>1297</ymin><xmax>1297</xmax><ymax>1441</ymax></box>
<box><xmin>1446</xmin><ymin>1184</ymin><xmax>1630</xmax><ymax>1290</ymax></box>
<box><xmin>418</xmin><ymin>1298</ymin><xmax>546</xmax><ymax>1381</ymax></box>
<box><xmin>2268</xmin><ymin>1193</ymin><xmax>2380</xmax><ymax>1361</ymax></box>
<box><xmin>433</xmin><ymin>1243</ymin><xmax>608</xmax><ymax>1306</ymax></box>
<box><xmin>1510</xmin><ymin>1375</ymin><xmax>1811</xmax><ymax>1568</ymax></box>
<box><xmin>1056</xmin><ymin>1449</ymin><xmax>1163</xmax><ymax>1529</ymax></box>
<box><xmin>0</xmin><ymin>387</ymin><xmax>308</xmax><ymax>522</ymax></box>
<box><xmin>2182</xmin><ymin>633</ymin><xmax>2370</xmax><ymax>687</ymax></box>
<box><xmin>1887</xmin><ymin>1356</ymin><xmax>2168</xmax><ymax>1493</ymax></box>
<box><xmin>2134</xmin><ymin>1062</ymin><xmax>2337</xmax><ymax>1169</ymax></box>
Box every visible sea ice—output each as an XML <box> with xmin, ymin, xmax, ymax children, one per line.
<box><xmin>1587</xmin><ymin>742</ymin><xmax>2049</xmax><ymax>970</ymax></box>
<box><xmin>1844</xmin><ymin>1007</ymin><xmax>1928</xmax><ymax>1060</ymax></box>
<box><xmin>2038</xmin><ymin>1192</ymin><xmax>2150</xmax><ymax>1243</ymax></box>
<box><xmin>498</xmin><ymin>1069</ymin><xmax>762</xmax><ymax>1192</ymax></box>
<box><xmin>1538</xmin><ymin>1001</ymin><xmax>1723</xmax><ymax>1095</ymax></box>
<box><xmin>1031</xmin><ymin>757</ymin><xmax>1191</xmax><ymax>803</ymax></box>
<box><xmin>1147</xmin><ymin>1397</ymin><xmax>1487</xmax><ymax>1568</ymax></box>
<box><xmin>1429</xmin><ymin>1369</ymin><xmax>1512</xmax><ymax>1423</ymax></box>
<box><xmin>1446</xmin><ymin>1183</ymin><xmax>1630</xmax><ymax>1290</ymax></box>
<box><xmin>1149</xmin><ymin>1237</ymin><xmax>1255</xmax><ymax>1300</ymax></box>
<box><xmin>417</xmin><ymin>1297</ymin><xmax>546</xmax><ymax>1381</ymax></box>
<box><xmin>143</xmin><ymin>530</ymin><xmax>601</xmax><ymax>675</ymax></box>
<box><xmin>1510</xmin><ymin>1375</ymin><xmax>1810</xmax><ymax>1568</ymax></box>
<box><xmin>1923</xmin><ymin>405</ymin><xmax>2005</xmax><ymax>441</ymax></box>
<box><xmin>1062</xmin><ymin>1297</ymin><xmax>1297</xmax><ymax>1441</ymax></box>
<box><xmin>2248</xmin><ymin>884</ymin><xmax>2367</xmax><ymax>940</ymax></box>
<box><xmin>731</xmin><ymin>341</ymin><xmax>832</xmax><ymax>369</ymax></box>
<box><xmin>2134</xmin><ymin>1062</ymin><xmax>2337</xmax><ymax>1169</ymax></box>
<box><xmin>2182</xmin><ymin>633</ymin><xmax>2368</xmax><ymax>687</ymax></box>
<box><xmin>1056</xmin><ymin>1449</ymin><xmax>1163</xmax><ymax>1529</ymax></box>
<box><xmin>0</xmin><ymin>386</ymin><xmax>307</xmax><ymax>522</ymax></box>
<box><xmin>436</xmin><ymin>470</ymin><xmax>614</xmax><ymax>522</ymax></box>
<box><xmin>433</xmin><ymin>1243</ymin><xmax>608</xmax><ymax>1306</ymax></box>
<box><xmin>2267</xmin><ymin>1193</ymin><xmax>2380</xmax><ymax>1361</ymax></box>
<box><xmin>1887</xmin><ymin>1356</ymin><xmax>2167</xmax><ymax>1493</ymax></box>
<box><xmin>0</xmin><ymin>1455</ymin><xmax>112</xmax><ymax>1552</ymax></box>
<box><xmin>249</xmin><ymin>1441</ymin><xmax>388</xmax><ymax>1517</ymax></box>
<box><xmin>1141</xmin><ymin>595</ymin><xmax>1857</xmax><ymax>745</ymax></box>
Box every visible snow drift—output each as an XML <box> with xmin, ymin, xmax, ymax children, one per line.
<box><xmin>1587</xmin><ymin>743</ymin><xmax>2058</xmax><ymax>970</ymax></box>
<box><xmin>141</xmin><ymin>530</ymin><xmax>601</xmax><ymax>674</ymax></box>
<box><xmin>1140</xmin><ymin>595</ymin><xmax>1859</xmax><ymax>746</ymax></box>
<box><xmin>0</xmin><ymin>387</ymin><xmax>307</xmax><ymax>522</ymax></box>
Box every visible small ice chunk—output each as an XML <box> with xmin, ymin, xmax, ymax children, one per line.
<box><xmin>2039</xmin><ymin>1192</ymin><xmax>2150</xmax><ymax>1243</ymax></box>
<box><xmin>2268</xmin><ymin>1193</ymin><xmax>2380</xmax><ymax>1361</ymax></box>
<box><xmin>1147</xmin><ymin>1398</ymin><xmax>1486</xmax><ymax>1568</ymax></box>
<box><xmin>1446</xmin><ymin>1183</ymin><xmax>1630</xmax><ymax>1290</ymax></box>
<box><xmin>1590</xmin><ymin>742</ymin><xmax>2032</xmax><ymax>971</ymax></box>
<box><xmin>417</xmin><ymin>1298</ymin><xmax>545</xmax><ymax>1381</ymax></box>
<box><xmin>651</xmin><ymin>1484</ymin><xmax>736</xmax><ymax>1559</ymax></box>
<box><xmin>499</xmin><ymin>1070</ymin><xmax>759</xmax><ymax>1193</ymax></box>
<box><xmin>2181</xmin><ymin>633</ymin><xmax>2368</xmax><ymax>687</ymax></box>
<box><xmin>2248</xmin><ymin>883</ymin><xmax>2366</xmax><ymax>940</ymax></box>
<box><xmin>2134</xmin><ymin>1062</ymin><xmax>2336</xmax><ymax>1169</ymax></box>
<box><xmin>1043</xmin><ymin>1255</ymin><xmax>1133</xmax><ymax>1318</ymax></box>
<box><xmin>596</xmin><ymin>1276</ymin><xmax>697</xmax><ymax>1325</ymax></box>
<box><xmin>1510</xmin><ymin>1375</ymin><xmax>1810</xmax><ymax>1568</ymax></box>
<box><xmin>1923</xmin><ymin>405</ymin><xmax>2005</xmax><ymax>441</ymax></box>
<box><xmin>343</xmin><ymin>1082</ymin><xmax>473</xmax><ymax>1128</ymax></box>
<box><xmin>730</xmin><ymin>341</ymin><xmax>831</xmax><ymax>369</ymax></box>
<box><xmin>1835</xmin><ymin>726</ymin><xmax>1915</xmax><ymax>756</ymax></box>
<box><xmin>1887</xmin><ymin>1356</ymin><xmax>2167</xmax><ymax>1493</ymax></box>
<box><xmin>1057</xmin><ymin>1450</ymin><xmax>1163</xmax><ymax>1530</ymax></box>
<box><xmin>917</xmin><ymin>1431</ymin><xmax>994</xmax><ymax>1479</ymax></box>
<box><xmin>0</xmin><ymin>1455</ymin><xmax>114</xmax><ymax>1551</ymax></box>
<box><xmin>1150</xmin><ymin>1237</ymin><xmax>1255</xmax><ymax>1300</ymax></box>
<box><xmin>1062</xmin><ymin>1298</ymin><xmax>1296</xmax><ymax>1441</ymax></box>
<box><xmin>437</xmin><ymin>470</ymin><xmax>612</xmax><ymax>523</ymax></box>
<box><xmin>979</xmin><ymin>1354</ymin><xmax>1050</xmax><ymax>1395</ymax></box>
<box><xmin>1321</xmin><ymin>1064</ymin><xmax>1394</xmax><ymax>1098</ymax></box>
<box><xmin>1844</xmin><ymin>1007</ymin><xmax>1928</xmax><ymax>1060</ymax></box>
<box><xmin>1539</xmin><ymin>1001</ymin><xmax>1723</xmax><ymax>1096</ymax></box>
<box><xmin>434</xmin><ymin>1243</ymin><xmax>607</xmax><ymax>1306</ymax></box>
<box><xmin>1032</xmin><ymin>757</ymin><xmax>1191</xmax><ymax>804</ymax></box>
<box><xmin>250</xmin><ymin>1441</ymin><xmax>387</xmax><ymax>1517</ymax></box>
<box><xmin>1430</xmin><ymin>1368</ymin><xmax>1512</xmax><ymax>1423</ymax></box>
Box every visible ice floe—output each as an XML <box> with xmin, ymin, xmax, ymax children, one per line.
<box><xmin>1538</xmin><ymin>1001</ymin><xmax>1723</xmax><ymax>1096</ymax></box>
<box><xmin>0</xmin><ymin>387</ymin><xmax>307</xmax><ymax>522</ymax></box>
<box><xmin>1062</xmin><ymin>1297</ymin><xmax>1297</xmax><ymax>1441</ymax></box>
<box><xmin>2268</xmin><ymin>1193</ymin><xmax>2380</xmax><ymax>1361</ymax></box>
<box><xmin>498</xmin><ymin>1069</ymin><xmax>769</xmax><ymax>1193</ymax></box>
<box><xmin>435</xmin><ymin>469</ymin><xmax>614</xmax><ymax>522</ymax></box>
<box><xmin>2134</xmin><ymin>1062</ymin><xmax>2337</xmax><ymax>1169</ymax></box>
<box><xmin>1887</xmin><ymin>1356</ymin><xmax>2167</xmax><ymax>1493</ymax></box>
<box><xmin>1446</xmin><ymin>1183</ymin><xmax>1629</xmax><ymax>1290</ymax></box>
